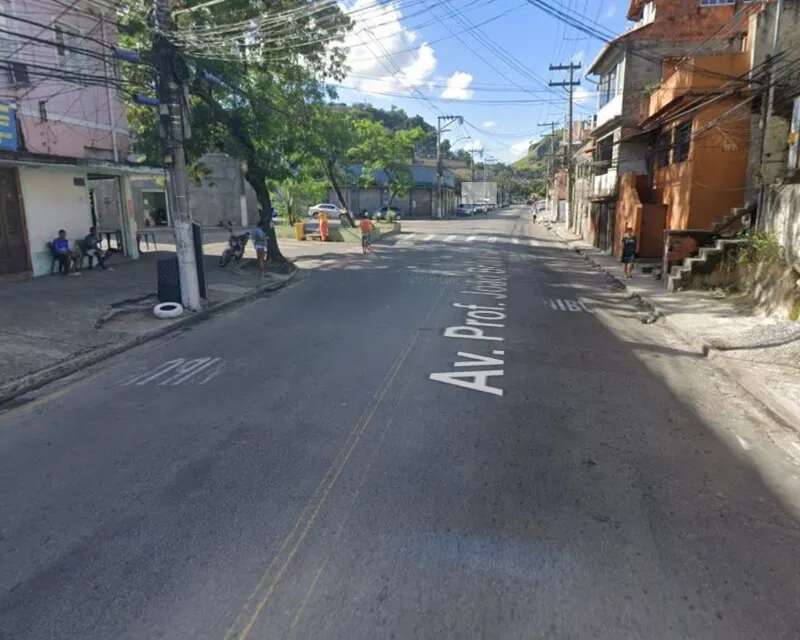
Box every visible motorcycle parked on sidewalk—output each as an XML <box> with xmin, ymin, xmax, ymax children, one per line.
<box><xmin>219</xmin><ymin>223</ymin><xmax>250</xmax><ymax>267</ymax></box>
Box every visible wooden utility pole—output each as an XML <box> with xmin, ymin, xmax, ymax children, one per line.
<box><xmin>436</xmin><ymin>115</ymin><xmax>462</xmax><ymax>218</ymax></box>
<box><xmin>549</xmin><ymin>62</ymin><xmax>581</xmax><ymax>228</ymax></box>
<box><xmin>154</xmin><ymin>0</ymin><xmax>201</xmax><ymax>310</ymax></box>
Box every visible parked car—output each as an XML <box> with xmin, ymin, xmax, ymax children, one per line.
<box><xmin>307</xmin><ymin>203</ymin><xmax>344</xmax><ymax>218</ymax></box>
<box><xmin>374</xmin><ymin>206</ymin><xmax>402</xmax><ymax>221</ymax></box>
<box><xmin>474</xmin><ymin>203</ymin><xmax>487</xmax><ymax>214</ymax></box>
<box><xmin>455</xmin><ymin>204</ymin><xmax>474</xmax><ymax>217</ymax></box>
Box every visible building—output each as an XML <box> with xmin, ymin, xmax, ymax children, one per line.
<box><xmin>326</xmin><ymin>164</ymin><xmax>457</xmax><ymax>217</ymax></box>
<box><xmin>574</xmin><ymin>0</ymin><xmax>767</xmax><ymax>253</ymax></box>
<box><xmin>129</xmin><ymin>153</ymin><xmax>261</xmax><ymax>230</ymax></box>
<box><xmin>0</xmin><ymin>0</ymin><xmax>163</xmax><ymax>278</ymax></box>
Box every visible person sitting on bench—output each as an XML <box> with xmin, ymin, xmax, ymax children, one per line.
<box><xmin>84</xmin><ymin>227</ymin><xmax>112</xmax><ymax>270</ymax></box>
<box><xmin>52</xmin><ymin>229</ymin><xmax>78</xmax><ymax>275</ymax></box>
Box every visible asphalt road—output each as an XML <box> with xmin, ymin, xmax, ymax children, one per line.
<box><xmin>2</xmin><ymin>207</ymin><xmax>800</xmax><ymax>639</ymax></box>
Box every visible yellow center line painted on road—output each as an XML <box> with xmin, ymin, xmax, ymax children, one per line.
<box><xmin>226</xmin><ymin>282</ymin><xmax>452</xmax><ymax>640</ymax></box>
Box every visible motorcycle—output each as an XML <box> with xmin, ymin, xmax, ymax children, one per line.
<box><xmin>220</xmin><ymin>223</ymin><xmax>250</xmax><ymax>267</ymax></box>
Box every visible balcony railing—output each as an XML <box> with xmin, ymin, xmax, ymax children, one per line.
<box><xmin>591</xmin><ymin>169</ymin><xmax>618</xmax><ymax>199</ymax></box>
<box><xmin>646</xmin><ymin>52</ymin><xmax>750</xmax><ymax>121</ymax></box>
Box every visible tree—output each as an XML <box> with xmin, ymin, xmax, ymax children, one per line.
<box><xmin>119</xmin><ymin>0</ymin><xmax>352</xmax><ymax>265</ymax></box>
<box><xmin>348</xmin><ymin>120</ymin><xmax>425</xmax><ymax>208</ymax></box>
<box><xmin>271</xmin><ymin>174</ymin><xmax>327</xmax><ymax>225</ymax></box>
<box><xmin>304</xmin><ymin>107</ymin><xmax>357</xmax><ymax>225</ymax></box>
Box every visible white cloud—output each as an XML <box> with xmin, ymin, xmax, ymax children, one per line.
<box><xmin>509</xmin><ymin>141</ymin><xmax>531</xmax><ymax>157</ymax></box>
<box><xmin>603</xmin><ymin>2</ymin><xmax>617</xmax><ymax>20</ymax></box>
<box><xmin>574</xmin><ymin>86</ymin><xmax>592</xmax><ymax>105</ymax></box>
<box><xmin>339</xmin><ymin>0</ymin><xmax>437</xmax><ymax>97</ymax></box>
<box><xmin>440</xmin><ymin>71</ymin><xmax>474</xmax><ymax>100</ymax></box>
<box><xmin>571</xmin><ymin>51</ymin><xmax>585</xmax><ymax>65</ymax></box>
<box><xmin>482</xmin><ymin>120</ymin><xmax>496</xmax><ymax>128</ymax></box>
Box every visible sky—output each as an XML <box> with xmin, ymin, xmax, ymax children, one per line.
<box><xmin>333</xmin><ymin>0</ymin><xmax>630</xmax><ymax>163</ymax></box>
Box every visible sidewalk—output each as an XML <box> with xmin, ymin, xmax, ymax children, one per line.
<box><xmin>548</xmin><ymin>222</ymin><xmax>800</xmax><ymax>431</ymax></box>
<box><xmin>0</xmin><ymin>251</ymin><xmax>297</xmax><ymax>404</ymax></box>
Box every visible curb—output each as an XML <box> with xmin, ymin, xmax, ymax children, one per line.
<box><xmin>0</xmin><ymin>269</ymin><xmax>300</xmax><ymax>407</ymax></box>
<box><xmin>546</xmin><ymin>223</ymin><xmax>800</xmax><ymax>432</ymax></box>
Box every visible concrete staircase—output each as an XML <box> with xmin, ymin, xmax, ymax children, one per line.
<box><xmin>666</xmin><ymin>202</ymin><xmax>756</xmax><ymax>292</ymax></box>
<box><xmin>711</xmin><ymin>202</ymin><xmax>755</xmax><ymax>234</ymax></box>
<box><xmin>667</xmin><ymin>238</ymin><xmax>748</xmax><ymax>292</ymax></box>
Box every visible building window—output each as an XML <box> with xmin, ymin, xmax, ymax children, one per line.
<box><xmin>54</xmin><ymin>22</ymin><xmax>89</xmax><ymax>82</ymax></box>
<box><xmin>598</xmin><ymin>65</ymin><xmax>618</xmax><ymax>108</ymax></box>
<box><xmin>655</xmin><ymin>133</ymin><xmax>671</xmax><ymax>167</ymax></box>
<box><xmin>673</xmin><ymin>121</ymin><xmax>692</xmax><ymax>163</ymax></box>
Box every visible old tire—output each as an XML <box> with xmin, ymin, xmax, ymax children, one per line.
<box><xmin>153</xmin><ymin>302</ymin><xmax>184</xmax><ymax>319</ymax></box>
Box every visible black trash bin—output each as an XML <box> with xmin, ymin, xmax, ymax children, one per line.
<box><xmin>157</xmin><ymin>256</ymin><xmax>181</xmax><ymax>303</ymax></box>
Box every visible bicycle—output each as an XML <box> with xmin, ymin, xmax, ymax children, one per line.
<box><xmin>361</xmin><ymin>233</ymin><xmax>371</xmax><ymax>254</ymax></box>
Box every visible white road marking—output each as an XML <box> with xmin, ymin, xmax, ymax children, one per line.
<box><xmin>542</xmin><ymin>298</ymin><xmax>592</xmax><ymax>313</ymax></box>
<box><xmin>423</xmin><ymin>234</ymin><xmax>436</xmax><ymax>241</ymax></box>
<box><xmin>466</xmin><ymin>236</ymin><xmax>476</xmax><ymax>242</ymax></box>
<box><xmin>403</xmin><ymin>234</ymin><xmax>416</xmax><ymax>241</ymax></box>
<box><xmin>512</xmin><ymin>238</ymin><xmax>520</xmax><ymax>244</ymax></box>
<box><xmin>487</xmin><ymin>237</ymin><xmax>498</xmax><ymax>243</ymax></box>
<box><xmin>444</xmin><ymin>235</ymin><xmax>456</xmax><ymax>242</ymax></box>
<box><xmin>121</xmin><ymin>358</ymin><xmax>224</xmax><ymax>387</ymax></box>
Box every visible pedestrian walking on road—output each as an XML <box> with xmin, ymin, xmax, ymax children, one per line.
<box><xmin>621</xmin><ymin>226</ymin><xmax>637</xmax><ymax>278</ymax></box>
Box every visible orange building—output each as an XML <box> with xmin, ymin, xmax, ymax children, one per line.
<box><xmin>615</xmin><ymin>52</ymin><xmax>752</xmax><ymax>258</ymax></box>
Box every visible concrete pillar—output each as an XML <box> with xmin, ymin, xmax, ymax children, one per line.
<box><xmin>120</xmin><ymin>174</ymin><xmax>139</xmax><ymax>260</ymax></box>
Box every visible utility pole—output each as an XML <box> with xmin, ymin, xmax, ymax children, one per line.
<box><xmin>436</xmin><ymin>115</ymin><xmax>462</xmax><ymax>218</ymax></box>
<box><xmin>756</xmin><ymin>0</ymin><xmax>783</xmax><ymax>224</ymax></box>
<box><xmin>154</xmin><ymin>0</ymin><xmax>201</xmax><ymax>311</ymax></box>
<box><xmin>470</xmin><ymin>148</ymin><xmax>482</xmax><ymax>184</ymax></box>
<box><xmin>538</xmin><ymin>120</ymin><xmax>559</xmax><ymax>211</ymax></box>
<box><xmin>550</xmin><ymin>62</ymin><xmax>581</xmax><ymax>228</ymax></box>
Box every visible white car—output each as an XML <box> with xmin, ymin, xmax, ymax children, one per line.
<box><xmin>307</xmin><ymin>203</ymin><xmax>344</xmax><ymax>218</ymax></box>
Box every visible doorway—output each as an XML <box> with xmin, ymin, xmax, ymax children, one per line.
<box><xmin>142</xmin><ymin>190</ymin><xmax>168</xmax><ymax>226</ymax></box>
<box><xmin>0</xmin><ymin>167</ymin><xmax>29</xmax><ymax>275</ymax></box>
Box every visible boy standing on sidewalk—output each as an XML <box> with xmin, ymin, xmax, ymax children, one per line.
<box><xmin>621</xmin><ymin>226</ymin><xmax>637</xmax><ymax>278</ymax></box>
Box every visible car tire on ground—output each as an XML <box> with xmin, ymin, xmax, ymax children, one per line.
<box><xmin>153</xmin><ymin>302</ymin><xmax>184</xmax><ymax>319</ymax></box>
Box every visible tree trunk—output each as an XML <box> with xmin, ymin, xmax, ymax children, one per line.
<box><xmin>246</xmin><ymin>165</ymin><xmax>290</xmax><ymax>267</ymax></box>
<box><xmin>326</xmin><ymin>164</ymin><xmax>355</xmax><ymax>227</ymax></box>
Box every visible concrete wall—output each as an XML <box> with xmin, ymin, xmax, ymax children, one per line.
<box><xmin>746</xmin><ymin>1</ymin><xmax>800</xmax><ymax>198</ymax></box>
<box><xmin>654</xmin><ymin>155</ymin><xmax>692</xmax><ymax>230</ymax></box>
<box><xmin>763</xmin><ymin>183</ymin><xmax>800</xmax><ymax>267</ymax></box>
<box><xmin>689</xmin><ymin>102</ymin><xmax>750</xmax><ymax>229</ymax></box>
<box><xmin>129</xmin><ymin>153</ymin><xmax>260</xmax><ymax>228</ymax></box>
<box><xmin>20</xmin><ymin>168</ymin><xmax>92</xmax><ymax>276</ymax></box>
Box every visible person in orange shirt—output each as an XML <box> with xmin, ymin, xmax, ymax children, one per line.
<box><xmin>358</xmin><ymin>213</ymin><xmax>374</xmax><ymax>252</ymax></box>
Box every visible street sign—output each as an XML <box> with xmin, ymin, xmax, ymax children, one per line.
<box><xmin>0</xmin><ymin>102</ymin><xmax>18</xmax><ymax>151</ymax></box>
